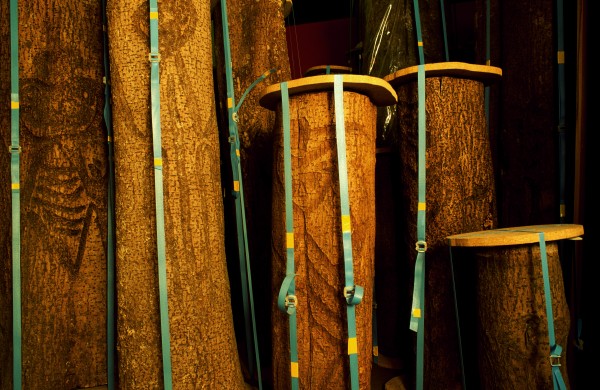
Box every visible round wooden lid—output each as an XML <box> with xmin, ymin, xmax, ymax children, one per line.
<box><xmin>384</xmin><ymin>62</ymin><xmax>502</xmax><ymax>88</ymax></box>
<box><xmin>303</xmin><ymin>65</ymin><xmax>353</xmax><ymax>77</ymax></box>
<box><xmin>446</xmin><ymin>224</ymin><xmax>584</xmax><ymax>247</ymax></box>
<box><xmin>258</xmin><ymin>74</ymin><xmax>398</xmax><ymax>111</ymax></box>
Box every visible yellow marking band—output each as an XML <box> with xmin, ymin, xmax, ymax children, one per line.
<box><xmin>418</xmin><ymin>202</ymin><xmax>426</xmax><ymax>211</ymax></box>
<box><xmin>11</xmin><ymin>183</ymin><xmax>19</xmax><ymax>190</ymax></box>
<box><xmin>373</xmin><ymin>346</ymin><xmax>379</xmax><ymax>357</ymax></box>
<box><xmin>486</xmin><ymin>59</ymin><xmax>491</xmax><ymax>66</ymax></box>
<box><xmin>348</xmin><ymin>337</ymin><xmax>358</xmax><ymax>355</ymax></box>
<box><xmin>286</xmin><ymin>232</ymin><xmax>294</xmax><ymax>249</ymax></box>
<box><xmin>11</xmin><ymin>101</ymin><xmax>19</xmax><ymax>109</ymax></box>
<box><xmin>227</xmin><ymin>98</ymin><xmax>233</xmax><ymax>108</ymax></box>
<box><xmin>236</xmin><ymin>149</ymin><xmax>240</xmax><ymax>157</ymax></box>
<box><xmin>341</xmin><ymin>215</ymin><xmax>351</xmax><ymax>233</ymax></box>
<box><xmin>233</xmin><ymin>180</ymin><xmax>240</xmax><ymax>192</ymax></box>
<box><xmin>154</xmin><ymin>158</ymin><xmax>163</xmax><ymax>167</ymax></box>
<box><xmin>412</xmin><ymin>308</ymin><xmax>422</xmax><ymax>318</ymax></box>
<box><xmin>291</xmin><ymin>362</ymin><xmax>299</xmax><ymax>378</ymax></box>
<box><xmin>107</xmin><ymin>136</ymin><xmax>112</xmax><ymax>142</ymax></box>
<box><xmin>557</xmin><ymin>51</ymin><xmax>565</xmax><ymax>64</ymax></box>
<box><xmin>418</xmin><ymin>41</ymin><xmax>423</xmax><ymax>47</ymax></box>
<box><xmin>262</xmin><ymin>70</ymin><xmax>271</xmax><ymax>77</ymax></box>
<box><xmin>150</xmin><ymin>11</ymin><xmax>158</xmax><ymax>19</ymax></box>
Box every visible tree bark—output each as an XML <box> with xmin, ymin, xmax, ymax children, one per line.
<box><xmin>475</xmin><ymin>242</ymin><xmax>570</xmax><ymax>389</ymax></box>
<box><xmin>211</xmin><ymin>1</ymin><xmax>291</xmax><ymax>385</ymax></box>
<box><xmin>269</xmin><ymin>89</ymin><xmax>377</xmax><ymax>390</ymax></box>
<box><xmin>475</xmin><ymin>0</ymin><xmax>558</xmax><ymax>227</ymax></box>
<box><xmin>107</xmin><ymin>0</ymin><xmax>245</xmax><ymax>388</ymax></box>
<box><xmin>391</xmin><ymin>71</ymin><xmax>497</xmax><ymax>390</ymax></box>
<box><xmin>1</xmin><ymin>1</ymin><xmax>108</xmax><ymax>388</ymax></box>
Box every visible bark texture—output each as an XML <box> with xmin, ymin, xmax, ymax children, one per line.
<box><xmin>475</xmin><ymin>242</ymin><xmax>570</xmax><ymax>389</ymax></box>
<box><xmin>271</xmin><ymin>91</ymin><xmax>377</xmax><ymax>389</ymax></box>
<box><xmin>1</xmin><ymin>1</ymin><xmax>108</xmax><ymax>388</ymax></box>
<box><xmin>395</xmin><ymin>76</ymin><xmax>497</xmax><ymax>390</ymax></box>
<box><xmin>0</xmin><ymin>2</ymin><xmax>12</xmax><ymax>388</ymax></box>
<box><xmin>211</xmin><ymin>1</ymin><xmax>291</xmax><ymax>385</ymax></box>
<box><xmin>107</xmin><ymin>0</ymin><xmax>245</xmax><ymax>388</ymax></box>
<box><xmin>475</xmin><ymin>0</ymin><xmax>558</xmax><ymax>227</ymax></box>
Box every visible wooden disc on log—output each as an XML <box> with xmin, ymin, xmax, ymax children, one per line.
<box><xmin>260</xmin><ymin>75</ymin><xmax>396</xmax><ymax>389</ymax></box>
<box><xmin>447</xmin><ymin>224</ymin><xmax>582</xmax><ymax>389</ymax></box>
<box><xmin>382</xmin><ymin>62</ymin><xmax>501</xmax><ymax>390</ymax></box>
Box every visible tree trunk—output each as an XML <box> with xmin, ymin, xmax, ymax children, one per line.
<box><xmin>1</xmin><ymin>1</ymin><xmax>108</xmax><ymax>389</ymax></box>
<box><xmin>476</xmin><ymin>242</ymin><xmax>570</xmax><ymax>389</ymax></box>
<box><xmin>211</xmin><ymin>1</ymin><xmax>291</xmax><ymax>385</ymax></box>
<box><xmin>0</xmin><ymin>2</ymin><xmax>13</xmax><ymax>388</ymax></box>
<box><xmin>386</xmin><ymin>64</ymin><xmax>499</xmax><ymax>390</ymax></box>
<box><xmin>263</xmin><ymin>76</ymin><xmax>397</xmax><ymax>389</ymax></box>
<box><xmin>475</xmin><ymin>0</ymin><xmax>558</xmax><ymax>227</ymax></box>
<box><xmin>107</xmin><ymin>0</ymin><xmax>245</xmax><ymax>388</ymax></box>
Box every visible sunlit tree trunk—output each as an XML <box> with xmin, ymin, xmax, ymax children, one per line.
<box><xmin>1</xmin><ymin>1</ymin><xmax>108</xmax><ymax>388</ymax></box>
<box><xmin>107</xmin><ymin>0</ymin><xmax>246</xmax><ymax>388</ymax></box>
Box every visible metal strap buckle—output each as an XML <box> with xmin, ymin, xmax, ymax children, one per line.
<box><xmin>285</xmin><ymin>294</ymin><xmax>297</xmax><ymax>308</ymax></box>
<box><xmin>9</xmin><ymin>145</ymin><xmax>21</xmax><ymax>154</ymax></box>
<box><xmin>415</xmin><ymin>240</ymin><xmax>427</xmax><ymax>252</ymax></box>
<box><xmin>148</xmin><ymin>52</ymin><xmax>161</xmax><ymax>62</ymax></box>
<box><xmin>550</xmin><ymin>354</ymin><xmax>561</xmax><ymax>367</ymax></box>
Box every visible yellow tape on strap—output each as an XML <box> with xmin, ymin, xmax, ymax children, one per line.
<box><xmin>291</xmin><ymin>362</ymin><xmax>299</xmax><ymax>378</ymax></box>
<box><xmin>154</xmin><ymin>158</ymin><xmax>163</xmax><ymax>167</ymax></box>
<box><xmin>286</xmin><ymin>232</ymin><xmax>294</xmax><ymax>249</ymax></box>
<box><xmin>233</xmin><ymin>180</ymin><xmax>240</xmax><ymax>192</ymax></box>
<box><xmin>348</xmin><ymin>337</ymin><xmax>358</xmax><ymax>355</ymax></box>
<box><xmin>150</xmin><ymin>11</ymin><xmax>158</xmax><ymax>19</ymax></box>
<box><xmin>11</xmin><ymin>101</ymin><xmax>19</xmax><ymax>109</ymax></box>
<box><xmin>11</xmin><ymin>183</ymin><xmax>19</xmax><ymax>190</ymax></box>
<box><xmin>418</xmin><ymin>202</ymin><xmax>426</xmax><ymax>211</ymax></box>
<box><xmin>341</xmin><ymin>215</ymin><xmax>351</xmax><ymax>233</ymax></box>
<box><xmin>412</xmin><ymin>308</ymin><xmax>422</xmax><ymax>318</ymax></box>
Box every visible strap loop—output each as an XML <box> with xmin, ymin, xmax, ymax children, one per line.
<box><xmin>415</xmin><ymin>240</ymin><xmax>427</xmax><ymax>252</ymax></box>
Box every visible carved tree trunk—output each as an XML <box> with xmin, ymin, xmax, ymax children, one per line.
<box><xmin>107</xmin><ymin>0</ymin><xmax>245</xmax><ymax>388</ymax></box>
<box><xmin>1</xmin><ymin>1</ymin><xmax>108</xmax><ymax>388</ymax></box>
<box><xmin>264</xmin><ymin>79</ymin><xmax>395</xmax><ymax>389</ymax></box>
<box><xmin>387</xmin><ymin>66</ymin><xmax>499</xmax><ymax>390</ymax></box>
<box><xmin>211</xmin><ymin>0</ymin><xmax>291</xmax><ymax>385</ymax></box>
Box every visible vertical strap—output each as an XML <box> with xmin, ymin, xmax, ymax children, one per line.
<box><xmin>147</xmin><ymin>4</ymin><xmax>173</xmax><ymax>388</ymax></box>
<box><xmin>100</xmin><ymin>0</ymin><xmax>116</xmax><ymax>388</ymax></box>
<box><xmin>448</xmin><ymin>244</ymin><xmax>467</xmax><ymax>389</ymax></box>
<box><xmin>537</xmin><ymin>233</ymin><xmax>567</xmax><ymax>390</ymax></box>
<box><xmin>409</xmin><ymin>2</ymin><xmax>426</xmax><ymax>389</ymax></box>
<box><xmin>556</xmin><ymin>0</ymin><xmax>566</xmax><ymax>222</ymax></box>
<box><xmin>333</xmin><ymin>75</ymin><xmax>363</xmax><ymax>390</ymax></box>
<box><xmin>439</xmin><ymin>0</ymin><xmax>449</xmax><ymax>61</ymax></box>
<box><xmin>9</xmin><ymin>0</ymin><xmax>22</xmax><ymax>388</ymax></box>
<box><xmin>276</xmin><ymin>82</ymin><xmax>299</xmax><ymax>390</ymax></box>
<box><xmin>219</xmin><ymin>1</ymin><xmax>262</xmax><ymax>384</ymax></box>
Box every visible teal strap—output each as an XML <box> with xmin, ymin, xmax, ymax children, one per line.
<box><xmin>409</xmin><ymin>2</ymin><xmax>426</xmax><ymax>389</ymax></box>
<box><xmin>333</xmin><ymin>75</ymin><xmax>363</xmax><ymax>390</ymax></box>
<box><xmin>537</xmin><ymin>233</ymin><xmax>567</xmax><ymax>390</ymax></box>
<box><xmin>439</xmin><ymin>0</ymin><xmax>449</xmax><ymax>61</ymax></box>
<box><xmin>147</xmin><ymin>4</ymin><xmax>173</xmax><ymax>388</ymax></box>
<box><xmin>9</xmin><ymin>0</ymin><xmax>22</xmax><ymax>388</ymax></box>
<box><xmin>276</xmin><ymin>83</ymin><xmax>300</xmax><ymax>390</ymax></box>
<box><xmin>326</xmin><ymin>65</ymin><xmax>331</xmax><ymax>74</ymax></box>
<box><xmin>101</xmin><ymin>0</ymin><xmax>116</xmax><ymax>388</ymax></box>
<box><xmin>219</xmin><ymin>1</ymin><xmax>262</xmax><ymax>384</ymax></box>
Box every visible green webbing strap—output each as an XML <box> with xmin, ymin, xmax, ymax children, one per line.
<box><xmin>220</xmin><ymin>1</ymin><xmax>263</xmax><ymax>384</ymax></box>
<box><xmin>326</xmin><ymin>65</ymin><xmax>331</xmax><ymax>74</ymax></box>
<box><xmin>409</xmin><ymin>2</ymin><xmax>426</xmax><ymax>389</ymax></box>
<box><xmin>276</xmin><ymin>82</ymin><xmax>300</xmax><ymax>390</ymax></box>
<box><xmin>333</xmin><ymin>75</ymin><xmax>363</xmax><ymax>390</ymax></box>
<box><xmin>148</xmin><ymin>4</ymin><xmax>173</xmax><ymax>388</ymax></box>
<box><xmin>556</xmin><ymin>0</ymin><xmax>566</xmax><ymax>223</ymax></box>
<box><xmin>101</xmin><ymin>0</ymin><xmax>116</xmax><ymax>388</ymax></box>
<box><xmin>439</xmin><ymin>0</ymin><xmax>449</xmax><ymax>61</ymax></box>
<box><xmin>536</xmin><ymin>232</ymin><xmax>567</xmax><ymax>390</ymax></box>
<box><xmin>9</xmin><ymin>0</ymin><xmax>22</xmax><ymax>388</ymax></box>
